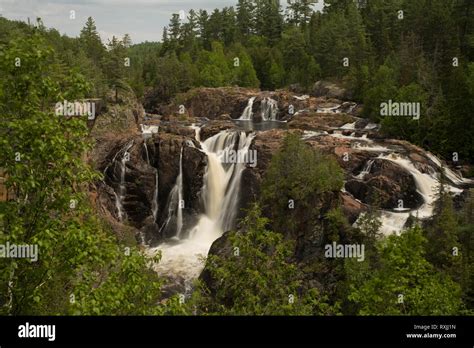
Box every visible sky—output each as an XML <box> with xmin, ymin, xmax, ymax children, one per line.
<box><xmin>0</xmin><ymin>0</ymin><xmax>324</xmax><ymax>43</ymax></box>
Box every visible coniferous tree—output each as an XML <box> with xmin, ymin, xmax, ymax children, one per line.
<box><xmin>79</xmin><ymin>17</ymin><xmax>106</xmax><ymax>62</ymax></box>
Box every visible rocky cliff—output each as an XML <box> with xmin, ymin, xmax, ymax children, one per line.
<box><xmin>90</xmin><ymin>86</ymin><xmax>473</xmax><ymax>296</ymax></box>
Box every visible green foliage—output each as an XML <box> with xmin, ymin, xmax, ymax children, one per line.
<box><xmin>380</xmin><ymin>83</ymin><xmax>428</xmax><ymax>143</ymax></box>
<box><xmin>346</xmin><ymin>226</ymin><xmax>463</xmax><ymax>315</ymax></box>
<box><xmin>0</xmin><ymin>0</ymin><xmax>473</xmax><ymax>317</ymax></box>
<box><xmin>261</xmin><ymin>133</ymin><xmax>343</xmax><ymax>236</ymax></box>
<box><xmin>112</xmin><ymin>0</ymin><xmax>474</xmax><ymax>164</ymax></box>
<box><xmin>356</xmin><ymin>209</ymin><xmax>382</xmax><ymax>244</ymax></box>
<box><xmin>229</xmin><ymin>43</ymin><xmax>260</xmax><ymax>87</ymax></box>
<box><xmin>425</xmin><ymin>191</ymin><xmax>462</xmax><ymax>273</ymax></box>
<box><xmin>191</xmin><ymin>204</ymin><xmax>335</xmax><ymax>315</ymax></box>
<box><xmin>0</xmin><ymin>33</ymin><xmax>176</xmax><ymax>316</ymax></box>
<box><xmin>79</xmin><ymin>17</ymin><xmax>106</xmax><ymax>63</ymax></box>
<box><xmin>198</xmin><ymin>41</ymin><xmax>232</xmax><ymax>87</ymax></box>
<box><xmin>103</xmin><ymin>36</ymin><xmax>130</xmax><ymax>102</ymax></box>
<box><xmin>362</xmin><ymin>61</ymin><xmax>398</xmax><ymax>121</ymax></box>
<box><xmin>457</xmin><ymin>190</ymin><xmax>474</xmax><ymax>309</ymax></box>
<box><xmin>281</xmin><ymin>27</ymin><xmax>320</xmax><ymax>88</ymax></box>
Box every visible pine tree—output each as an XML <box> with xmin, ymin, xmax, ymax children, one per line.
<box><xmin>236</xmin><ymin>0</ymin><xmax>255</xmax><ymax>40</ymax></box>
<box><xmin>425</xmin><ymin>184</ymin><xmax>462</xmax><ymax>277</ymax></box>
<box><xmin>103</xmin><ymin>36</ymin><xmax>128</xmax><ymax>102</ymax></box>
<box><xmin>252</xmin><ymin>0</ymin><xmax>284</xmax><ymax>44</ymax></box>
<box><xmin>286</xmin><ymin>0</ymin><xmax>317</xmax><ymax>27</ymax></box>
<box><xmin>79</xmin><ymin>17</ymin><xmax>105</xmax><ymax>62</ymax></box>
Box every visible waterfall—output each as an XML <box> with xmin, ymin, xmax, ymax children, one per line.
<box><xmin>143</xmin><ymin>142</ymin><xmax>150</xmax><ymax>164</ymax></box>
<box><xmin>150</xmin><ymin>130</ymin><xmax>255</xmax><ymax>287</ymax></box>
<box><xmin>301</xmin><ymin>130</ymin><xmax>328</xmax><ymax>140</ymax></box>
<box><xmin>191</xmin><ymin>130</ymin><xmax>255</xmax><ymax>238</ymax></box>
<box><xmin>113</xmin><ymin>191</ymin><xmax>124</xmax><ymax>222</ymax></box>
<box><xmin>260</xmin><ymin>97</ymin><xmax>278</xmax><ymax>121</ymax></box>
<box><xmin>362</xmin><ymin>153</ymin><xmax>464</xmax><ymax>235</ymax></box>
<box><xmin>426</xmin><ymin>152</ymin><xmax>473</xmax><ymax>186</ymax></box>
<box><xmin>152</xmin><ymin>169</ymin><xmax>159</xmax><ymax>222</ymax></box>
<box><xmin>379</xmin><ymin>153</ymin><xmax>462</xmax><ymax>220</ymax></box>
<box><xmin>159</xmin><ymin>146</ymin><xmax>184</xmax><ymax>237</ymax></box>
<box><xmin>190</xmin><ymin>124</ymin><xmax>202</xmax><ymax>142</ymax></box>
<box><xmin>113</xmin><ymin>141</ymin><xmax>133</xmax><ymax>222</ymax></box>
<box><xmin>355</xmin><ymin>159</ymin><xmax>374</xmax><ymax>180</ymax></box>
<box><xmin>141</xmin><ymin>124</ymin><xmax>159</xmax><ymax>135</ymax></box>
<box><xmin>238</xmin><ymin>97</ymin><xmax>278</xmax><ymax>121</ymax></box>
<box><xmin>239</xmin><ymin>97</ymin><xmax>256</xmax><ymax>120</ymax></box>
<box><xmin>176</xmin><ymin>147</ymin><xmax>184</xmax><ymax>238</ymax></box>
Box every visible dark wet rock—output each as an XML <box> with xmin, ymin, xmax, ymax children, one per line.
<box><xmin>312</xmin><ymin>81</ymin><xmax>352</xmax><ymax>100</ymax></box>
<box><xmin>354</xmin><ymin>118</ymin><xmax>370</xmax><ymax>129</ymax></box>
<box><xmin>340</xmin><ymin>191</ymin><xmax>366</xmax><ymax>224</ymax></box>
<box><xmin>199</xmin><ymin>120</ymin><xmax>237</xmax><ymax>141</ymax></box>
<box><xmin>345</xmin><ymin>159</ymin><xmax>424</xmax><ymax>209</ymax></box>
<box><xmin>93</xmin><ymin>127</ymin><xmax>207</xmax><ymax>245</ymax></box>
<box><xmin>156</xmin><ymin>87</ymin><xmax>258</xmax><ymax>120</ymax></box>
<box><xmin>148</xmin><ymin>87</ymin><xmax>325</xmax><ymax>123</ymax></box>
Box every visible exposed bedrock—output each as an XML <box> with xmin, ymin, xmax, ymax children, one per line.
<box><xmin>345</xmin><ymin>159</ymin><xmax>423</xmax><ymax>209</ymax></box>
<box><xmin>93</xmin><ymin>129</ymin><xmax>207</xmax><ymax>246</ymax></box>
<box><xmin>94</xmin><ymin>87</ymin><xmax>473</xmax><ymax>289</ymax></box>
<box><xmin>144</xmin><ymin>86</ymin><xmax>358</xmax><ymax>122</ymax></box>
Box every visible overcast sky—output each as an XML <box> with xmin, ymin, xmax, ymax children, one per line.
<box><xmin>0</xmin><ymin>0</ymin><xmax>324</xmax><ymax>43</ymax></box>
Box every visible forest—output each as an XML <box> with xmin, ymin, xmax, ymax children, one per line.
<box><xmin>1</xmin><ymin>0</ymin><xmax>473</xmax><ymax>317</ymax></box>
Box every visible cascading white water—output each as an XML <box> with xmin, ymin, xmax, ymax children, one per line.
<box><xmin>239</xmin><ymin>97</ymin><xmax>279</xmax><ymax>121</ymax></box>
<box><xmin>150</xmin><ymin>130</ymin><xmax>255</xmax><ymax>287</ymax></box>
<box><xmin>316</xmin><ymin>105</ymin><xmax>341</xmax><ymax>113</ymax></box>
<box><xmin>380</xmin><ymin>153</ymin><xmax>463</xmax><ymax>220</ymax></box>
<box><xmin>113</xmin><ymin>191</ymin><xmax>124</xmax><ymax>222</ymax></box>
<box><xmin>301</xmin><ymin>130</ymin><xmax>329</xmax><ymax>140</ymax></box>
<box><xmin>352</xmin><ymin>143</ymin><xmax>390</xmax><ymax>152</ymax></box>
<box><xmin>364</xmin><ymin>123</ymin><xmax>378</xmax><ymax>130</ymax></box>
<box><xmin>294</xmin><ymin>95</ymin><xmax>310</xmax><ymax>101</ymax></box>
<box><xmin>341</xmin><ymin>122</ymin><xmax>356</xmax><ymax>130</ymax></box>
<box><xmin>141</xmin><ymin>124</ymin><xmax>159</xmax><ymax>134</ymax></box>
<box><xmin>355</xmin><ymin>159</ymin><xmax>374</xmax><ymax>180</ymax></box>
<box><xmin>315</xmin><ymin>121</ymin><xmax>471</xmax><ymax>236</ymax></box>
<box><xmin>354</xmin><ymin>153</ymin><xmax>465</xmax><ymax>235</ymax></box>
<box><xmin>193</xmin><ymin>130</ymin><xmax>255</xmax><ymax>236</ymax></box>
<box><xmin>190</xmin><ymin>123</ymin><xmax>201</xmax><ymax>142</ymax></box>
<box><xmin>260</xmin><ymin>97</ymin><xmax>279</xmax><ymax>121</ymax></box>
<box><xmin>426</xmin><ymin>152</ymin><xmax>473</xmax><ymax>186</ymax></box>
<box><xmin>239</xmin><ymin>97</ymin><xmax>256</xmax><ymax>120</ymax></box>
<box><xmin>152</xmin><ymin>170</ymin><xmax>159</xmax><ymax>221</ymax></box>
<box><xmin>159</xmin><ymin>146</ymin><xmax>184</xmax><ymax>237</ymax></box>
<box><xmin>140</xmin><ymin>125</ymin><xmax>159</xmax><ymax>165</ymax></box>
<box><xmin>176</xmin><ymin>147</ymin><xmax>184</xmax><ymax>238</ymax></box>
<box><xmin>114</xmin><ymin>141</ymin><xmax>133</xmax><ymax>222</ymax></box>
<box><xmin>143</xmin><ymin>142</ymin><xmax>150</xmax><ymax>164</ymax></box>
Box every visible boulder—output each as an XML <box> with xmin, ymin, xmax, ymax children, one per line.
<box><xmin>340</xmin><ymin>191</ymin><xmax>366</xmax><ymax>224</ymax></box>
<box><xmin>345</xmin><ymin>159</ymin><xmax>424</xmax><ymax>209</ymax></box>
<box><xmin>312</xmin><ymin>81</ymin><xmax>351</xmax><ymax>100</ymax></box>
